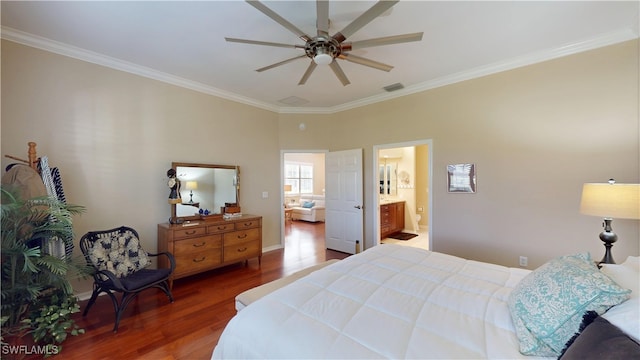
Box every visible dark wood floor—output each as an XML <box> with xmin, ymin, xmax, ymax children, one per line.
<box><xmin>38</xmin><ymin>221</ymin><xmax>345</xmax><ymax>360</ymax></box>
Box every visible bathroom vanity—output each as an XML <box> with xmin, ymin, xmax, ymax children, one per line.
<box><xmin>380</xmin><ymin>201</ymin><xmax>405</xmax><ymax>239</ymax></box>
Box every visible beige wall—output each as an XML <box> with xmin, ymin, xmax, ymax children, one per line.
<box><xmin>2</xmin><ymin>38</ymin><xmax>639</xmax><ymax>296</ymax></box>
<box><xmin>1</xmin><ymin>40</ymin><xmax>282</xmax><ymax>294</ymax></box>
<box><xmin>279</xmin><ymin>40</ymin><xmax>640</xmax><ymax>268</ymax></box>
<box><xmin>415</xmin><ymin>144</ymin><xmax>429</xmax><ymax>228</ymax></box>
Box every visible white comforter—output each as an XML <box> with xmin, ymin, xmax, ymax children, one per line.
<box><xmin>212</xmin><ymin>244</ymin><xmax>549</xmax><ymax>359</ymax></box>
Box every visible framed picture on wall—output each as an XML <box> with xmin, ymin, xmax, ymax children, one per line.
<box><xmin>447</xmin><ymin>164</ymin><xmax>476</xmax><ymax>193</ymax></box>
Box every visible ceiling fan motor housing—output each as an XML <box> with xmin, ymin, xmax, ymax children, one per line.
<box><xmin>306</xmin><ymin>37</ymin><xmax>341</xmax><ymax>64</ymax></box>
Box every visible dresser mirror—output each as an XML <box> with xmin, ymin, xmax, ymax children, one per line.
<box><xmin>170</xmin><ymin>162</ymin><xmax>239</xmax><ymax>221</ymax></box>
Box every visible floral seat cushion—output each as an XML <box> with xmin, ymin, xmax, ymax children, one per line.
<box><xmin>88</xmin><ymin>229</ymin><xmax>150</xmax><ymax>278</ymax></box>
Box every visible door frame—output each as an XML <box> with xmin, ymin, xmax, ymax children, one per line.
<box><xmin>280</xmin><ymin>149</ymin><xmax>328</xmax><ymax>248</ymax></box>
<box><xmin>372</xmin><ymin>139</ymin><xmax>433</xmax><ymax>247</ymax></box>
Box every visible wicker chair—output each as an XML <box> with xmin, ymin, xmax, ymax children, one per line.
<box><xmin>79</xmin><ymin>226</ymin><xmax>175</xmax><ymax>332</ymax></box>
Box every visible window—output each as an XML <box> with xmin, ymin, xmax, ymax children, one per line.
<box><xmin>285</xmin><ymin>162</ymin><xmax>313</xmax><ymax>195</ymax></box>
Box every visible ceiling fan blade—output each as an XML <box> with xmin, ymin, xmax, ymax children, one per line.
<box><xmin>329</xmin><ymin>61</ymin><xmax>351</xmax><ymax>86</ymax></box>
<box><xmin>298</xmin><ymin>61</ymin><xmax>318</xmax><ymax>85</ymax></box>
<box><xmin>246</xmin><ymin>1</ymin><xmax>311</xmax><ymax>42</ymax></box>
<box><xmin>333</xmin><ymin>0</ymin><xmax>399</xmax><ymax>43</ymax></box>
<box><xmin>316</xmin><ymin>0</ymin><xmax>330</xmax><ymax>36</ymax></box>
<box><xmin>338</xmin><ymin>53</ymin><xmax>393</xmax><ymax>72</ymax></box>
<box><xmin>256</xmin><ymin>55</ymin><xmax>307</xmax><ymax>72</ymax></box>
<box><xmin>225</xmin><ymin>37</ymin><xmax>303</xmax><ymax>49</ymax></box>
<box><xmin>346</xmin><ymin>32</ymin><xmax>423</xmax><ymax>50</ymax></box>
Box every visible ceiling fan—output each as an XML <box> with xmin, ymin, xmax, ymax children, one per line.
<box><xmin>225</xmin><ymin>0</ymin><xmax>423</xmax><ymax>86</ymax></box>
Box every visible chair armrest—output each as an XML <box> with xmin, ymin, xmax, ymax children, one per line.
<box><xmin>149</xmin><ymin>251</ymin><xmax>176</xmax><ymax>274</ymax></box>
<box><xmin>95</xmin><ymin>269</ymin><xmax>125</xmax><ymax>290</ymax></box>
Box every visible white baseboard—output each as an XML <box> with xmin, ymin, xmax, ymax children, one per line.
<box><xmin>263</xmin><ymin>244</ymin><xmax>284</xmax><ymax>253</ymax></box>
<box><xmin>76</xmin><ymin>290</ymin><xmax>96</xmax><ymax>301</ymax></box>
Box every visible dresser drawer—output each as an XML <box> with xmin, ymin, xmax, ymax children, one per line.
<box><xmin>223</xmin><ymin>240</ymin><xmax>260</xmax><ymax>263</ymax></box>
<box><xmin>234</xmin><ymin>219</ymin><xmax>261</xmax><ymax>231</ymax></box>
<box><xmin>207</xmin><ymin>223</ymin><xmax>235</xmax><ymax>234</ymax></box>
<box><xmin>173</xmin><ymin>226</ymin><xmax>206</xmax><ymax>239</ymax></box>
<box><xmin>174</xmin><ymin>235</ymin><xmax>222</xmax><ymax>256</ymax></box>
<box><xmin>175</xmin><ymin>248</ymin><xmax>222</xmax><ymax>276</ymax></box>
<box><xmin>223</xmin><ymin>228</ymin><xmax>260</xmax><ymax>247</ymax></box>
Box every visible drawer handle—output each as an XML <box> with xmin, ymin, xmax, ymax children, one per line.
<box><xmin>217</xmin><ymin>226</ymin><xmax>227</xmax><ymax>230</ymax></box>
<box><xmin>193</xmin><ymin>257</ymin><xmax>206</xmax><ymax>263</ymax></box>
<box><xmin>243</xmin><ymin>222</ymin><xmax>253</xmax><ymax>227</ymax></box>
<box><xmin>185</xmin><ymin>230</ymin><xmax>197</xmax><ymax>235</ymax></box>
<box><xmin>237</xmin><ymin>234</ymin><xmax>248</xmax><ymax>239</ymax></box>
<box><xmin>237</xmin><ymin>247</ymin><xmax>247</xmax><ymax>253</ymax></box>
<box><xmin>192</xmin><ymin>242</ymin><xmax>206</xmax><ymax>247</ymax></box>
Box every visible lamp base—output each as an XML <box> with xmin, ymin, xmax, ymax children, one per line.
<box><xmin>598</xmin><ymin>218</ymin><xmax>618</xmax><ymax>265</ymax></box>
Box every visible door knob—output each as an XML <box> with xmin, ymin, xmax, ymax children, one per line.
<box><xmin>354</xmin><ymin>205</ymin><xmax>362</xmax><ymax>209</ymax></box>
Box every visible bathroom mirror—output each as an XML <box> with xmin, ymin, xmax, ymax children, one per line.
<box><xmin>170</xmin><ymin>162</ymin><xmax>239</xmax><ymax>221</ymax></box>
<box><xmin>379</xmin><ymin>161</ymin><xmax>397</xmax><ymax>196</ymax></box>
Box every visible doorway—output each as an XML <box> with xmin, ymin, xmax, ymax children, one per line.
<box><xmin>373</xmin><ymin>139</ymin><xmax>432</xmax><ymax>249</ymax></box>
<box><xmin>281</xmin><ymin>151</ymin><xmax>327</xmax><ymax>254</ymax></box>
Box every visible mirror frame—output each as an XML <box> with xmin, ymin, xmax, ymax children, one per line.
<box><xmin>170</xmin><ymin>162</ymin><xmax>240</xmax><ymax>222</ymax></box>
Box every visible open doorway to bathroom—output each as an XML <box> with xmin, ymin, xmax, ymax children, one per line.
<box><xmin>282</xmin><ymin>151</ymin><xmax>327</xmax><ymax>260</ymax></box>
<box><xmin>374</xmin><ymin>140</ymin><xmax>432</xmax><ymax>250</ymax></box>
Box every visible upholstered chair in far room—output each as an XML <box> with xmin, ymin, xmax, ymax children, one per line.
<box><xmin>79</xmin><ymin>226</ymin><xmax>175</xmax><ymax>332</ymax></box>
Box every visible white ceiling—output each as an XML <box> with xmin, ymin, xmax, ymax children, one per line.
<box><xmin>1</xmin><ymin>1</ymin><xmax>638</xmax><ymax>114</ymax></box>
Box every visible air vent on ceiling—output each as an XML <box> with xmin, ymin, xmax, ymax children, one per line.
<box><xmin>383</xmin><ymin>83</ymin><xmax>404</xmax><ymax>92</ymax></box>
<box><xmin>278</xmin><ymin>96</ymin><xmax>310</xmax><ymax>106</ymax></box>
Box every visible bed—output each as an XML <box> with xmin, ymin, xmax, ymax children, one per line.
<box><xmin>212</xmin><ymin>244</ymin><xmax>639</xmax><ymax>359</ymax></box>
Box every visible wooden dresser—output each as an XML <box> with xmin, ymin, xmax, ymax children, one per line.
<box><xmin>380</xmin><ymin>201</ymin><xmax>405</xmax><ymax>239</ymax></box>
<box><xmin>157</xmin><ymin>215</ymin><xmax>262</xmax><ymax>288</ymax></box>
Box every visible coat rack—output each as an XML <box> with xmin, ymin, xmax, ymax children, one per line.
<box><xmin>4</xmin><ymin>142</ymin><xmax>39</xmax><ymax>172</ymax></box>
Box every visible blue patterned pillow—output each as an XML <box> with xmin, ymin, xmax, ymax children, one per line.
<box><xmin>508</xmin><ymin>253</ymin><xmax>631</xmax><ymax>356</ymax></box>
<box><xmin>88</xmin><ymin>229</ymin><xmax>150</xmax><ymax>278</ymax></box>
<box><xmin>302</xmin><ymin>201</ymin><xmax>315</xmax><ymax>208</ymax></box>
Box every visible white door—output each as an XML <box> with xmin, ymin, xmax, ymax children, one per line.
<box><xmin>325</xmin><ymin>149</ymin><xmax>364</xmax><ymax>254</ymax></box>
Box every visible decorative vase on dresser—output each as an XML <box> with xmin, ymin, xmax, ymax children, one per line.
<box><xmin>157</xmin><ymin>215</ymin><xmax>262</xmax><ymax>289</ymax></box>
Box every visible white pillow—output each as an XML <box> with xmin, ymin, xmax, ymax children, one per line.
<box><xmin>601</xmin><ymin>256</ymin><xmax>640</xmax><ymax>342</ymax></box>
<box><xmin>600</xmin><ymin>256</ymin><xmax>639</xmax><ymax>295</ymax></box>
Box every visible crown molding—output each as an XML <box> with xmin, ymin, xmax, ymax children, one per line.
<box><xmin>285</xmin><ymin>28</ymin><xmax>638</xmax><ymax>114</ymax></box>
<box><xmin>1</xmin><ymin>26</ymin><xmax>280</xmax><ymax>113</ymax></box>
<box><xmin>2</xmin><ymin>26</ymin><xmax>637</xmax><ymax>115</ymax></box>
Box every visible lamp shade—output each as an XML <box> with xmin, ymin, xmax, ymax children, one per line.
<box><xmin>580</xmin><ymin>183</ymin><xmax>640</xmax><ymax>219</ymax></box>
<box><xmin>283</xmin><ymin>184</ymin><xmax>292</xmax><ymax>192</ymax></box>
<box><xmin>185</xmin><ymin>181</ymin><xmax>198</xmax><ymax>190</ymax></box>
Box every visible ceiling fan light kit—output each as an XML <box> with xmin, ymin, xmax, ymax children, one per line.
<box><xmin>226</xmin><ymin>0</ymin><xmax>423</xmax><ymax>86</ymax></box>
<box><xmin>313</xmin><ymin>53</ymin><xmax>333</xmax><ymax>66</ymax></box>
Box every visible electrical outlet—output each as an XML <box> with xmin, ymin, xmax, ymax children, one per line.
<box><xmin>519</xmin><ymin>256</ymin><xmax>528</xmax><ymax>267</ymax></box>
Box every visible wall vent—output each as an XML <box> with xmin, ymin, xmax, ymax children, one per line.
<box><xmin>383</xmin><ymin>83</ymin><xmax>404</xmax><ymax>92</ymax></box>
<box><xmin>278</xmin><ymin>96</ymin><xmax>309</xmax><ymax>106</ymax></box>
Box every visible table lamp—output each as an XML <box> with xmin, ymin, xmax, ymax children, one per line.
<box><xmin>186</xmin><ymin>181</ymin><xmax>198</xmax><ymax>203</ymax></box>
<box><xmin>579</xmin><ymin>179</ymin><xmax>640</xmax><ymax>264</ymax></box>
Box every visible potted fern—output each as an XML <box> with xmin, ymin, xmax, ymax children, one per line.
<box><xmin>1</xmin><ymin>185</ymin><xmax>88</xmax><ymax>354</ymax></box>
